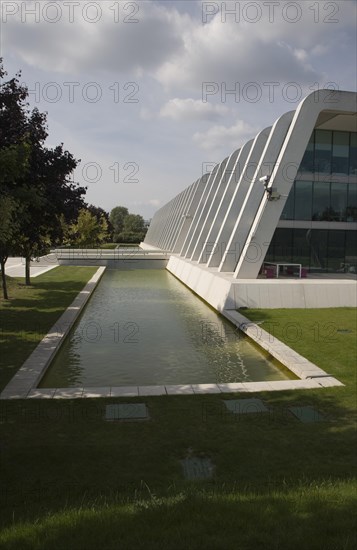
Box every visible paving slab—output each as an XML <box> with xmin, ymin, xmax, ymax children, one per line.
<box><xmin>165</xmin><ymin>385</ymin><xmax>194</xmax><ymax>395</ymax></box>
<box><xmin>284</xmin><ymin>379</ymin><xmax>323</xmax><ymax>389</ymax></box>
<box><xmin>5</xmin><ymin>258</ymin><xmax>58</xmax><ymax>278</ymax></box>
<box><xmin>27</xmin><ymin>388</ymin><xmax>56</xmax><ymax>399</ymax></box>
<box><xmin>288</xmin><ymin>405</ymin><xmax>325</xmax><ymax>423</ymax></box>
<box><xmin>181</xmin><ymin>456</ymin><xmax>214</xmax><ymax>480</ymax></box>
<box><xmin>53</xmin><ymin>388</ymin><xmax>84</xmax><ymax>399</ymax></box>
<box><xmin>240</xmin><ymin>381</ymin><xmax>276</xmax><ymax>392</ymax></box>
<box><xmin>138</xmin><ymin>386</ymin><xmax>167</xmax><ymax>396</ymax></box>
<box><xmin>105</xmin><ymin>403</ymin><xmax>148</xmax><ymax>421</ymax></box>
<box><xmin>223</xmin><ymin>398</ymin><xmax>269</xmax><ymax>414</ymax></box>
<box><xmin>217</xmin><ymin>383</ymin><xmax>248</xmax><ymax>393</ymax></box>
<box><xmin>110</xmin><ymin>386</ymin><xmax>139</xmax><ymax>397</ymax></box>
<box><xmin>192</xmin><ymin>384</ymin><xmax>221</xmax><ymax>394</ymax></box>
<box><xmin>0</xmin><ymin>391</ymin><xmax>29</xmax><ymax>399</ymax></box>
<box><xmin>82</xmin><ymin>387</ymin><xmax>111</xmax><ymax>398</ymax></box>
<box><xmin>264</xmin><ymin>380</ymin><xmax>322</xmax><ymax>390</ymax></box>
<box><xmin>315</xmin><ymin>377</ymin><xmax>345</xmax><ymax>387</ymax></box>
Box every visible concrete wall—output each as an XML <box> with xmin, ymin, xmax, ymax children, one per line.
<box><xmin>58</xmin><ymin>258</ymin><xmax>168</xmax><ymax>269</ymax></box>
<box><xmin>167</xmin><ymin>256</ymin><xmax>357</xmax><ymax>309</ymax></box>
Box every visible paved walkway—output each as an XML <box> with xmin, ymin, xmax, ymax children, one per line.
<box><xmin>4</xmin><ymin>255</ymin><xmax>58</xmax><ymax>278</ymax></box>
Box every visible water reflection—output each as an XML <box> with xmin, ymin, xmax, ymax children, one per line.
<box><xmin>39</xmin><ymin>270</ymin><xmax>294</xmax><ymax>387</ymax></box>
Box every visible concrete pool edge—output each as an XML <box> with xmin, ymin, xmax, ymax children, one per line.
<box><xmin>221</xmin><ymin>309</ymin><xmax>343</xmax><ymax>388</ymax></box>
<box><xmin>0</xmin><ymin>266</ymin><xmax>106</xmax><ymax>400</ymax></box>
<box><xmin>22</xmin><ymin>378</ymin><xmax>343</xmax><ymax>399</ymax></box>
<box><xmin>0</xmin><ymin>266</ymin><xmax>344</xmax><ymax>400</ymax></box>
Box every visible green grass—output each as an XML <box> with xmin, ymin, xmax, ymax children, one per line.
<box><xmin>0</xmin><ymin>281</ymin><xmax>356</xmax><ymax>548</ymax></box>
<box><xmin>0</xmin><ymin>483</ymin><xmax>355</xmax><ymax>550</ymax></box>
<box><xmin>96</xmin><ymin>243</ymin><xmax>118</xmax><ymax>249</ymax></box>
<box><xmin>54</xmin><ymin>244</ymin><xmax>118</xmax><ymax>249</ymax></box>
<box><xmin>242</xmin><ymin>308</ymin><xmax>357</xmax><ymax>407</ymax></box>
<box><xmin>0</xmin><ymin>267</ymin><xmax>97</xmax><ymax>389</ymax></box>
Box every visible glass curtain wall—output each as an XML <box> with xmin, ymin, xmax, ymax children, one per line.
<box><xmin>267</xmin><ymin>129</ymin><xmax>357</xmax><ymax>273</ymax></box>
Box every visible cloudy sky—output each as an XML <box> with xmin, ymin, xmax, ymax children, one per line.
<box><xmin>1</xmin><ymin>0</ymin><xmax>356</xmax><ymax>219</ymax></box>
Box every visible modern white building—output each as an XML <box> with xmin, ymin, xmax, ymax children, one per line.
<box><xmin>142</xmin><ymin>90</ymin><xmax>357</xmax><ymax>309</ymax></box>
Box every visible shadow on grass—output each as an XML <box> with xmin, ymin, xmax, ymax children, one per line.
<box><xmin>0</xmin><ymin>391</ymin><xmax>356</xmax><ymax>530</ymax></box>
<box><xmin>0</xmin><ymin>487</ymin><xmax>355</xmax><ymax>550</ymax></box>
<box><xmin>3</xmin><ymin>280</ymin><xmax>91</xmax><ymax>311</ymax></box>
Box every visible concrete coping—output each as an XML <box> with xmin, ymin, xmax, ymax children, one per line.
<box><xmin>0</xmin><ymin>378</ymin><xmax>344</xmax><ymax>399</ymax></box>
<box><xmin>222</xmin><ymin>309</ymin><xmax>343</xmax><ymax>385</ymax></box>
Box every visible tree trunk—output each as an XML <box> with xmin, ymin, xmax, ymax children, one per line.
<box><xmin>25</xmin><ymin>256</ymin><xmax>31</xmax><ymax>286</ymax></box>
<box><xmin>0</xmin><ymin>258</ymin><xmax>9</xmax><ymax>300</ymax></box>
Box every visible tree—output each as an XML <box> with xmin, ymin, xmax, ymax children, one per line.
<box><xmin>123</xmin><ymin>214</ymin><xmax>145</xmax><ymax>234</ymax></box>
<box><xmin>110</xmin><ymin>206</ymin><xmax>129</xmax><ymax>240</ymax></box>
<box><xmin>0</xmin><ymin>142</ymin><xmax>30</xmax><ymax>298</ymax></box>
<box><xmin>0</xmin><ymin>59</ymin><xmax>86</xmax><ymax>288</ymax></box>
<box><xmin>0</xmin><ymin>196</ymin><xmax>19</xmax><ymax>299</ymax></box>
<box><xmin>70</xmin><ymin>208</ymin><xmax>109</xmax><ymax>246</ymax></box>
<box><xmin>88</xmin><ymin>204</ymin><xmax>113</xmax><ymax>241</ymax></box>
<box><xmin>116</xmin><ymin>214</ymin><xmax>147</xmax><ymax>244</ymax></box>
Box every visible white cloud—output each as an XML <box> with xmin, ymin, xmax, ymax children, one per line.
<box><xmin>160</xmin><ymin>98</ymin><xmax>228</xmax><ymax>120</ymax></box>
<box><xmin>294</xmin><ymin>49</ymin><xmax>308</xmax><ymax>62</ymax></box>
<box><xmin>2</xmin><ymin>0</ymin><xmax>355</xmax><ymax>218</ymax></box>
<box><xmin>2</xmin><ymin>2</ymin><xmax>188</xmax><ymax>75</ymax></box>
<box><xmin>149</xmin><ymin>199</ymin><xmax>161</xmax><ymax>207</ymax></box>
<box><xmin>155</xmin><ymin>12</ymin><xmax>321</xmax><ymax>91</ymax></box>
<box><xmin>193</xmin><ymin>119</ymin><xmax>258</xmax><ymax>152</ymax></box>
<box><xmin>3</xmin><ymin>0</ymin><xmax>355</xmax><ymax>92</ymax></box>
<box><xmin>155</xmin><ymin>1</ymin><xmax>357</xmax><ymax>92</ymax></box>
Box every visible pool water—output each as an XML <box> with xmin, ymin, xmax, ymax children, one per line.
<box><xmin>39</xmin><ymin>269</ymin><xmax>294</xmax><ymax>387</ymax></box>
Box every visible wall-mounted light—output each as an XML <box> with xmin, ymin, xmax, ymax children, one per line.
<box><xmin>259</xmin><ymin>175</ymin><xmax>280</xmax><ymax>201</ymax></box>
<box><xmin>259</xmin><ymin>175</ymin><xmax>270</xmax><ymax>185</ymax></box>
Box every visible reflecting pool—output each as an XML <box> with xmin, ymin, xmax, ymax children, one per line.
<box><xmin>39</xmin><ymin>269</ymin><xmax>295</xmax><ymax>387</ymax></box>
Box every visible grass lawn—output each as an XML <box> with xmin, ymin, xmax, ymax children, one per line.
<box><xmin>0</xmin><ymin>275</ymin><xmax>356</xmax><ymax>549</ymax></box>
<box><xmin>0</xmin><ymin>267</ymin><xmax>97</xmax><ymax>390</ymax></box>
<box><xmin>55</xmin><ymin>244</ymin><xmax>119</xmax><ymax>249</ymax></box>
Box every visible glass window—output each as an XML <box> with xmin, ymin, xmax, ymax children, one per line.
<box><xmin>327</xmin><ymin>230</ymin><xmax>346</xmax><ymax>272</ymax></box>
<box><xmin>345</xmin><ymin>231</ymin><xmax>357</xmax><ymax>273</ymax></box>
<box><xmin>312</xmin><ymin>182</ymin><xmax>331</xmax><ymax>221</ymax></box>
<box><xmin>268</xmin><ymin>229</ymin><xmax>293</xmax><ymax>262</ymax></box>
<box><xmin>330</xmin><ymin>182</ymin><xmax>348</xmax><ymax>221</ymax></box>
<box><xmin>299</xmin><ymin>131</ymin><xmax>314</xmax><ymax>172</ymax></box>
<box><xmin>349</xmin><ymin>133</ymin><xmax>357</xmax><ymax>175</ymax></box>
<box><xmin>267</xmin><ymin>229</ymin><xmax>354</xmax><ymax>273</ymax></box>
<box><xmin>292</xmin><ymin>229</ymin><xmax>311</xmax><ymax>267</ymax></box>
<box><xmin>295</xmin><ymin>180</ymin><xmax>312</xmax><ymax>220</ymax></box>
<box><xmin>314</xmin><ymin>130</ymin><xmax>332</xmax><ymax>173</ymax></box>
<box><xmin>347</xmin><ymin>183</ymin><xmax>357</xmax><ymax>221</ymax></box>
<box><xmin>332</xmin><ymin>132</ymin><xmax>349</xmax><ymax>174</ymax></box>
<box><xmin>309</xmin><ymin>230</ymin><xmax>328</xmax><ymax>271</ymax></box>
<box><xmin>264</xmin><ymin>246</ymin><xmax>275</xmax><ymax>263</ymax></box>
<box><xmin>280</xmin><ymin>182</ymin><xmax>294</xmax><ymax>220</ymax></box>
